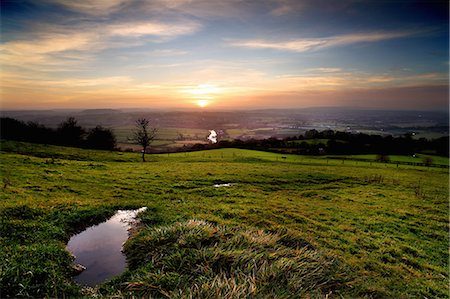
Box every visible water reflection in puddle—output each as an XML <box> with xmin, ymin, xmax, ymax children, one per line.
<box><xmin>67</xmin><ymin>207</ymin><xmax>146</xmax><ymax>286</ymax></box>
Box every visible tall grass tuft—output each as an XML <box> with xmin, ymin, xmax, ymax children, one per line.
<box><xmin>103</xmin><ymin>220</ymin><xmax>347</xmax><ymax>298</ymax></box>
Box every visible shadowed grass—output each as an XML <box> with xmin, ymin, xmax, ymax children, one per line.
<box><xmin>0</xmin><ymin>205</ymin><xmax>118</xmax><ymax>297</ymax></box>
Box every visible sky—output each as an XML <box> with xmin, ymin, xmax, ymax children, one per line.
<box><xmin>1</xmin><ymin>0</ymin><xmax>448</xmax><ymax>110</ymax></box>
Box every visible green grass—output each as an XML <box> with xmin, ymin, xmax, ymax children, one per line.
<box><xmin>0</xmin><ymin>140</ymin><xmax>448</xmax><ymax>298</ymax></box>
<box><xmin>328</xmin><ymin>154</ymin><xmax>449</xmax><ymax>166</ymax></box>
<box><xmin>0</xmin><ymin>140</ymin><xmax>139</xmax><ymax>162</ymax></box>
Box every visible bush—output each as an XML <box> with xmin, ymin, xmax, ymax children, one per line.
<box><xmin>57</xmin><ymin>117</ymin><xmax>85</xmax><ymax>147</ymax></box>
<box><xmin>0</xmin><ymin>117</ymin><xmax>118</xmax><ymax>151</ymax></box>
<box><xmin>376</xmin><ymin>154</ymin><xmax>390</xmax><ymax>163</ymax></box>
<box><xmin>422</xmin><ymin>157</ymin><xmax>433</xmax><ymax>167</ymax></box>
<box><xmin>85</xmin><ymin>126</ymin><xmax>117</xmax><ymax>150</ymax></box>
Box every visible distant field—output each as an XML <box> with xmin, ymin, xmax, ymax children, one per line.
<box><xmin>225</xmin><ymin>128</ymin><xmax>247</xmax><ymax>138</ymax></box>
<box><xmin>0</xmin><ymin>141</ymin><xmax>448</xmax><ymax>298</ymax></box>
<box><xmin>109</xmin><ymin>123</ymin><xmax>448</xmax><ymax>151</ymax></box>
<box><xmin>113</xmin><ymin>127</ymin><xmax>210</xmax><ymax>146</ymax></box>
<box><xmin>412</xmin><ymin>132</ymin><xmax>448</xmax><ymax>140</ymax></box>
<box><xmin>114</xmin><ymin>125</ymin><xmax>309</xmax><ymax>147</ymax></box>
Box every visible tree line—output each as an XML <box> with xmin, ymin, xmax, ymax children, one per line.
<box><xmin>1</xmin><ymin>116</ymin><xmax>448</xmax><ymax>158</ymax></box>
<box><xmin>1</xmin><ymin>117</ymin><xmax>158</xmax><ymax>161</ymax></box>
<box><xmin>0</xmin><ymin>117</ymin><xmax>117</xmax><ymax>150</ymax></box>
<box><xmin>187</xmin><ymin>129</ymin><xmax>449</xmax><ymax>157</ymax></box>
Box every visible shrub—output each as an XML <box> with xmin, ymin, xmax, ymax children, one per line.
<box><xmin>375</xmin><ymin>154</ymin><xmax>390</xmax><ymax>163</ymax></box>
<box><xmin>85</xmin><ymin>126</ymin><xmax>117</xmax><ymax>150</ymax></box>
<box><xmin>422</xmin><ymin>157</ymin><xmax>433</xmax><ymax>167</ymax></box>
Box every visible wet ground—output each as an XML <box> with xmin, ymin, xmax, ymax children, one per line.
<box><xmin>67</xmin><ymin>207</ymin><xmax>146</xmax><ymax>286</ymax></box>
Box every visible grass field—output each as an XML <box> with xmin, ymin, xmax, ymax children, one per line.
<box><xmin>0</xmin><ymin>141</ymin><xmax>448</xmax><ymax>298</ymax></box>
<box><xmin>326</xmin><ymin>154</ymin><xmax>449</xmax><ymax>166</ymax></box>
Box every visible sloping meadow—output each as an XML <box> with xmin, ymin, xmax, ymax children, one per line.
<box><xmin>0</xmin><ymin>142</ymin><xmax>448</xmax><ymax>297</ymax></box>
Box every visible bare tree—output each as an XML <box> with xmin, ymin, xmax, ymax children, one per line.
<box><xmin>132</xmin><ymin>118</ymin><xmax>157</xmax><ymax>162</ymax></box>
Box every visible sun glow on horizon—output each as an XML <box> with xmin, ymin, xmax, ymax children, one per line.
<box><xmin>184</xmin><ymin>84</ymin><xmax>222</xmax><ymax>108</ymax></box>
<box><xmin>183</xmin><ymin>84</ymin><xmax>223</xmax><ymax>100</ymax></box>
<box><xmin>187</xmin><ymin>84</ymin><xmax>222</xmax><ymax>96</ymax></box>
<box><xmin>196</xmin><ymin>99</ymin><xmax>209</xmax><ymax>108</ymax></box>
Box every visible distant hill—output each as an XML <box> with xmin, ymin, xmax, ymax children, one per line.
<box><xmin>1</xmin><ymin>108</ymin><xmax>448</xmax><ymax>140</ymax></box>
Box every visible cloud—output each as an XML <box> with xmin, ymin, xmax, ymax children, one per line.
<box><xmin>305</xmin><ymin>68</ymin><xmax>342</xmax><ymax>73</ymax></box>
<box><xmin>2</xmin><ymin>65</ymin><xmax>447</xmax><ymax>110</ymax></box>
<box><xmin>218</xmin><ymin>84</ymin><xmax>449</xmax><ymax>110</ymax></box>
<box><xmin>148</xmin><ymin>49</ymin><xmax>188</xmax><ymax>56</ymax></box>
<box><xmin>44</xmin><ymin>0</ymin><xmax>129</xmax><ymax>15</ymax></box>
<box><xmin>0</xmin><ymin>32</ymin><xmax>98</xmax><ymax>70</ymax></box>
<box><xmin>133</xmin><ymin>0</ymin><xmax>260</xmax><ymax>19</ymax></box>
<box><xmin>166</xmin><ymin>62</ymin><xmax>447</xmax><ymax>96</ymax></box>
<box><xmin>45</xmin><ymin>0</ymin><xmax>259</xmax><ymax>19</ymax></box>
<box><xmin>229</xmin><ymin>31</ymin><xmax>421</xmax><ymax>52</ymax></box>
<box><xmin>52</xmin><ymin>76</ymin><xmax>133</xmax><ymax>88</ymax></box>
<box><xmin>0</xmin><ymin>19</ymin><xmax>200</xmax><ymax>72</ymax></box>
<box><xmin>1</xmin><ymin>72</ymin><xmax>132</xmax><ymax>89</ymax></box>
<box><xmin>270</xmin><ymin>0</ymin><xmax>305</xmax><ymax>16</ymax></box>
<box><xmin>274</xmin><ymin>71</ymin><xmax>448</xmax><ymax>91</ymax></box>
<box><xmin>2</xmin><ymin>34</ymin><xmax>93</xmax><ymax>54</ymax></box>
<box><xmin>109</xmin><ymin>21</ymin><xmax>201</xmax><ymax>38</ymax></box>
<box><xmin>179</xmin><ymin>84</ymin><xmax>224</xmax><ymax>99</ymax></box>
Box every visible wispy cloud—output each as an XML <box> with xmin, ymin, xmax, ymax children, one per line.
<box><xmin>44</xmin><ymin>0</ymin><xmax>129</xmax><ymax>16</ymax></box>
<box><xmin>51</xmin><ymin>76</ymin><xmax>132</xmax><ymax>88</ymax></box>
<box><xmin>1</xmin><ymin>72</ymin><xmax>132</xmax><ymax>89</ymax></box>
<box><xmin>0</xmin><ymin>32</ymin><xmax>97</xmax><ymax>70</ymax></box>
<box><xmin>229</xmin><ymin>31</ymin><xmax>421</xmax><ymax>52</ymax></box>
<box><xmin>305</xmin><ymin>68</ymin><xmax>342</xmax><ymax>73</ymax></box>
<box><xmin>270</xmin><ymin>0</ymin><xmax>305</xmax><ymax>16</ymax></box>
<box><xmin>0</xmin><ymin>19</ymin><xmax>200</xmax><ymax>72</ymax></box>
<box><xmin>148</xmin><ymin>49</ymin><xmax>188</xmax><ymax>56</ymax></box>
<box><xmin>0</xmin><ymin>33</ymin><xmax>93</xmax><ymax>56</ymax></box>
<box><xmin>45</xmin><ymin>0</ymin><xmax>258</xmax><ymax>19</ymax></box>
<box><xmin>134</xmin><ymin>0</ymin><xmax>261</xmax><ymax>19</ymax></box>
<box><xmin>109</xmin><ymin>21</ymin><xmax>201</xmax><ymax>38</ymax></box>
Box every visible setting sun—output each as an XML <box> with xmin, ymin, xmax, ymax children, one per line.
<box><xmin>196</xmin><ymin>99</ymin><xmax>209</xmax><ymax>108</ymax></box>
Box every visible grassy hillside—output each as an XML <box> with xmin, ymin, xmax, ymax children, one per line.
<box><xmin>0</xmin><ymin>141</ymin><xmax>448</xmax><ymax>298</ymax></box>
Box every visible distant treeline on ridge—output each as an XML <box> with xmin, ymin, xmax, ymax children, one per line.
<box><xmin>189</xmin><ymin>130</ymin><xmax>449</xmax><ymax>157</ymax></box>
<box><xmin>182</xmin><ymin>129</ymin><xmax>449</xmax><ymax>157</ymax></box>
<box><xmin>1</xmin><ymin>117</ymin><xmax>448</xmax><ymax>157</ymax></box>
<box><xmin>0</xmin><ymin>117</ymin><xmax>116</xmax><ymax>150</ymax></box>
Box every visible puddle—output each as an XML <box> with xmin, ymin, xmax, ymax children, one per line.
<box><xmin>67</xmin><ymin>207</ymin><xmax>146</xmax><ymax>286</ymax></box>
<box><xmin>213</xmin><ymin>183</ymin><xmax>234</xmax><ymax>187</ymax></box>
